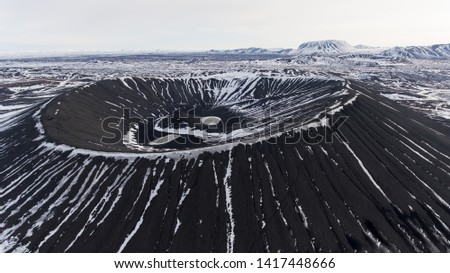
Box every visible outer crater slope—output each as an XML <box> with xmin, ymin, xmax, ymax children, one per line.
<box><xmin>1</xmin><ymin>76</ymin><xmax>450</xmax><ymax>252</ymax></box>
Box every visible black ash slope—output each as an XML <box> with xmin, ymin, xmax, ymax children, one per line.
<box><xmin>1</xmin><ymin>77</ymin><xmax>450</xmax><ymax>252</ymax></box>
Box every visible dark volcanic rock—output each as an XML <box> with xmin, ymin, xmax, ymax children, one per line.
<box><xmin>1</xmin><ymin>76</ymin><xmax>450</xmax><ymax>253</ymax></box>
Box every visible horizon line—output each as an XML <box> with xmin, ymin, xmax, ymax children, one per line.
<box><xmin>1</xmin><ymin>39</ymin><xmax>450</xmax><ymax>59</ymax></box>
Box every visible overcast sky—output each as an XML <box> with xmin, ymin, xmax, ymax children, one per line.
<box><xmin>1</xmin><ymin>0</ymin><xmax>450</xmax><ymax>53</ymax></box>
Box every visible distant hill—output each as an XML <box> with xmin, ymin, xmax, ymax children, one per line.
<box><xmin>206</xmin><ymin>47</ymin><xmax>292</xmax><ymax>55</ymax></box>
<box><xmin>383</xmin><ymin>44</ymin><xmax>450</xmax><ymax>59</ymax></box>
<box><xmin>294</xmin><ymin>40</ymin><xmax>355</xmax><ymax>55</ymax></box>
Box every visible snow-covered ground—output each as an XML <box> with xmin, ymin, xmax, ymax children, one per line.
<box><xmin>1</xmin><ymin>54</ymin><xmax>449</xmax><ymax>125</ymax></box>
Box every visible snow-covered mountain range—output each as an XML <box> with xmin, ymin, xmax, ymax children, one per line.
<box><xmin>207</xmin><ymin>40</ymin><xmax>450</xmax><ymax>59</ymax></box>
